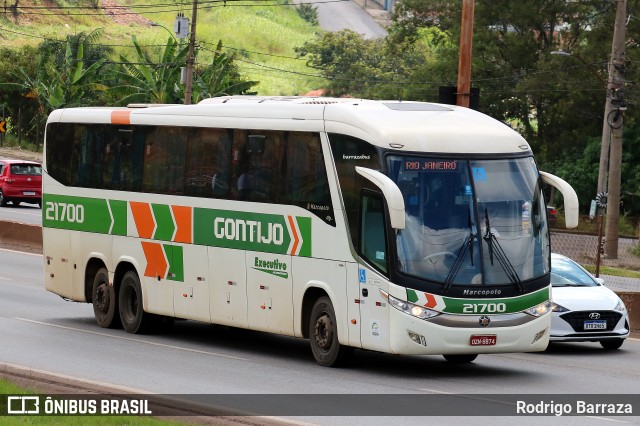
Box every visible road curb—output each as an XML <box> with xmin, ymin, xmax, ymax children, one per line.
<box><xmin>0</xmin><ymin>220</ymin><xmax>42</xmax><ymax>252</ymax></box>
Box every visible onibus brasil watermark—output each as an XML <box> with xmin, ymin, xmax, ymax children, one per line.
<box><xmin>4</xmin><ymin>396</ymin><xmax>152</xmax><ymax>415</ymax></box>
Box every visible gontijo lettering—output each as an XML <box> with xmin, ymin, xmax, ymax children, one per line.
<box><xmin>214</xmin><ymin>217</ymin><xmax>284</xmax><ymax>245</ymax></box>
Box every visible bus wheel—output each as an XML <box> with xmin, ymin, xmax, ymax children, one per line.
<box><xmin>92</xmin><ymin>267</ymin><xmax>120</xmax><ymax>328</ymax></box>
<box><xmin>119</xmin><ymin>271</ymin><xmax>152</xmax><ymax>334</ymax></box>
<box><xmin>309</xmin><ymin>296</ymin><xmax>352</xmax><ymax>367</ymax></box>
<box><xmin>443</xmin><ymin>354</ymin><xmax>478</xmax><ymax>363</ymax></box>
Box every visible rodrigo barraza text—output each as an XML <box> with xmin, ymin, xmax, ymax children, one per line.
<box><xmin>516</xmin><ymin>400</ymin><xmax>632</xmax><ymax>416</ymax></box>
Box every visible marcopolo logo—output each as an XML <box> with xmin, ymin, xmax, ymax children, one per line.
<box><xmin>253</xmin><ymin>256</ymin><xmax>288</xmax><ymax>279</ymax></box>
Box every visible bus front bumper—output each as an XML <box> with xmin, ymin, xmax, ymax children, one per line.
<box><xmin>388</xmin><ymin>307</ymin><xmax>551</xmax><ymax>355</ymax></box>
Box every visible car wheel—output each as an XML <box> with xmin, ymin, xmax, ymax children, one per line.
<box><xmin>0</xmin><ymin>190</ymin><xmax>6</xmax><ymax>207</ymax></box>
<box><xmin>600</xmin><ymin>338</ymin><xmax>624</xmax><ymax>350</ymax></box>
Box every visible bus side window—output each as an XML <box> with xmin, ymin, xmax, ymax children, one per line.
<box><xmin>185</xmin><ymin>128</ymin><xmax>232</xmax><ymax>198</ymax></box>
<box><xmin>360</xmin><ymin>192</ymin><xmax>388</xmax><ymax>274</ymax></box>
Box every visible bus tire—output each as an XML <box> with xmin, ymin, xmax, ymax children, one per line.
<box><xmin>92</xmin><ymin>267</ymin><xmax>120</xmax><ymax>328</ymax></box>
<box><xmin>309</xmin><ymin>296</ymin><xmax>352</xmax><ymax>367</ymax></box>
<box><xmin>443</xmin><ymin>354</ymin><xmax>478</xmax><ymax>363</ymax></box>
<box><xmin>118</xmin><ymin>270</ymin><xmax>152</xmax><ymax>334</ymax></box>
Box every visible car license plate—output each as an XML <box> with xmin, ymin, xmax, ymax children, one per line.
<box><xmin>23</xmin><ymin>191</ymin><xmax>35</xmax><ymax>195</ymax></box>
<box><xmin>470</xmin><ymin>335</ymin><xmax>496</xmax><ymax>346</ymax></box>
<box><xmin>584</xmin><ymin>320</ymin><xmax>606</xmax><ymax>330</ymax></box>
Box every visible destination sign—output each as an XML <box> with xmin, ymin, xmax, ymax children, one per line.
<box><xmin>403</xmin><ymin>160</ymin><xmax>458</xmax><ymax>171</ymax></box>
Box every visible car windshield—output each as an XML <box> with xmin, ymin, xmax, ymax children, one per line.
<box><xmin>10</xmin><ymin>164</ymin><xmax>42</xmax><ymax>176</ymax></box>
<box><xmin>387</xmin><ymin>155</ymin><xmax>550</xmax><ymax>287</ymax></box>
<box><xmin>551</xmin><ymin>256</ymin><xmax>599</xmax><ymax>287</ymax></box>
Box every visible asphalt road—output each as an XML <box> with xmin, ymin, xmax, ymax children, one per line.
<box><xmin>0</xmin><ymin>203</ymin><xmax>41</xmax><ymax>225</ymax></box>
<box><xmin>1</xmin><ymin>246</ymin><xmax>639</xmax><ymax>425</ymax></box>
<box><xmin>305</xmin><ymin>0</ymin><xmax>387</xmax><ymax>39</ymax></box>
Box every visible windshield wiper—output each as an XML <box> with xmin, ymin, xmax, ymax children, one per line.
<box><xmin>443</xmin><ymin>210</ymin><xmax>475</xmax><ymax>293</ymax></box>
<box><xmin>483</xmin><ymin>208</ymin><xmax>524</xmax><ymax>293</ymax></box>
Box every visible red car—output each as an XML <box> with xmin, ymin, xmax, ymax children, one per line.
<box><xmin>0</xmin><ymin>159</ymin><xmax>42</xmax><ymax>208</ymax></box>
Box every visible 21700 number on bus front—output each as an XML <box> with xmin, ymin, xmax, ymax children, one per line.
<box><xmin>470</xmin><ymin>335</ymin><xmax>497</xmax><ymax>346</ymax></box>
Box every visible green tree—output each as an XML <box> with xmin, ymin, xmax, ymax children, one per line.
<box><xmin>0</xmin><ymin>35</ymin><xmax>108</xmax><ymax>147</ymax></box>
<box><xmin>192</xmin><ymin>40</ymin><xmax>258</xmax><ymax>101</ymax></box>
<box><xmin>108</xmin><ymin>36</ymin><xmax>188</xmax><ymax>105</ymax></box>
<box><xmin>295</xmin><ymin>29</ymin><xmax>416</xmax><ymax>98</ymax></box>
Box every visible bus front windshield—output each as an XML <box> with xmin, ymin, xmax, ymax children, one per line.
<box><xmin>387</xmin><ymin>156</ymin><xmax>550</xmax><ymax>287</ymax></box>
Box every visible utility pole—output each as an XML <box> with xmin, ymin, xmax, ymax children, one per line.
<box><xmin>184</xmin><ymin>0</ymin><xmax>199</xmax><ymax>105</ymax></box>
<box><xmin>603</xmin><ymin>0</ymin><xmax>627</xmax><ymax>258</ymax></box>
<box><xmin>456</xmin><ymin>0</ymin><xmax>474</xmax><ymax>108</ymax></box>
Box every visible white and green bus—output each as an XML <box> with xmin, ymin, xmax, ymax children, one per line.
<box><xmin>43</xmin><ymin>96</ymin><xmax>578</xmax><ymax>366</ymax></box>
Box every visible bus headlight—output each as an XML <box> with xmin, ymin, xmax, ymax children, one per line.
<box><xmin>380</xmin><ymin>289</ymin><xmax>440</xmax><ymax>320</ymax></box>
<box><xmin>524</xmin><ymin>300</ymin><xmax>552</xmax><ymax>317</ymax></box>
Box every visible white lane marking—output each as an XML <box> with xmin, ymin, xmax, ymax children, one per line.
<box><xmin>14</xmin><ymin>318</ymin><xmax>249</xmax><ymax>361</ymax></box>
<box><xmin>0</xmin><ymin>247</ymin><xmax>42</xmax><ymax>257</ymax></box>
<box><xmin>0</xmin><ymin>276</ymin><xmax>14</xmax><ymax>281</ymax></box>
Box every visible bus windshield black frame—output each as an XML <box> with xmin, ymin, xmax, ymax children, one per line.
<box><xmin>386</xmin><ymin>154</ymin><xmax>551</xmax><ymax>296</ymax></box>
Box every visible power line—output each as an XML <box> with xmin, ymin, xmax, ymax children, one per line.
<box><xmin>2</xmin><ymin>0</ymin><xmax>349</xmax><ymax>16</ymax></box>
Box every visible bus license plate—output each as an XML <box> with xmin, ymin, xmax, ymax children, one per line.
<box><xmin>584</xmin><ymin>320</ymin><xmax>606</xmax><ymax>330</ymax></box>
<box><xmin>23</xmin><ymin>191</ymin><xmax>35</xmax><ymax>195</ymax></box>
<box><xmin>470</xmin><ymin>335</ymin><xmax>496</xmax><ymax>346</ymax></box>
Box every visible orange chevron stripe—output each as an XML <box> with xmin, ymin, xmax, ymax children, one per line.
<box><xmin>111</xmin><ymin>110</ymin><xmax>131</xmax><ymax>125</ymax></box>
<box><xmin>424</xmin><ymin>293</ymin><xmax>437</xmax><ymax>309</ymax></box>
<box><xmin>171</xmin><ymin>205</ymin><xmax>192</xmax><ymax>243</ymax></box>
<box><xmin>141</xmin><ymin>241</ymin><xmax>167</xmax><ymax>279</ymax></box>
<box><xmin>287</xmin><ymin>215</ymin><xmax>300</xmax><ymax>255</ymax></box>
<box><xmin>130</xmin><ymin>202</ymin><xmax>155</xmax><ymax>239</ymax></box>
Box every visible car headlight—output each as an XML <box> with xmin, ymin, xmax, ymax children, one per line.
<box><xmin>551</xmin><ymin>302</ymin><xmax>570</xmax><ymax>313</ymax></box>
<box><xmin>524</xmin><ymin>300</ymin><xmax>553</xmax><ymax>317</ymax></box>
<box><xmin>614</xmin><ymin>298</ymin><xmax>626</xmax><ymax>312</ymax></box>
<box><xmin>380</xmin><ymin>289</ymin><xmax>440</xmax><ymax>320</ymax></box>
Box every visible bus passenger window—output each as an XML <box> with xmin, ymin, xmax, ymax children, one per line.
<box><xmin>185</xmin><ymin>128</ymin><xmax>232</xmax><ymax>198</ymax></box>
<box><xmin>360</xmin><ymin>193</ymin><xmax>388</xmax><ymax>274</ymax></box>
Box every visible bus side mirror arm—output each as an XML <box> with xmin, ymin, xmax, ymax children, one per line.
<box><xmin>356</xmin><ymin>166</ymin><xmax>406</xmax><ymax>230</ymax></box>
<box><xmin>539</xmin><ymin>171</ymin><xmax>579</xmax><ymax>229</ymax></box>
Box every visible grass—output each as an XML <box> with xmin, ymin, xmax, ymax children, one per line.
<box><xmin>0</xmin><ymin>0</ymin><xmax>327</xmax><ymax>95</ymax></box>
<box><xmin>0</xmin><ymin>379</ymin><xmax>180</xmax><ymax>425</ymax></box>
<box><xmin>582</xmin><ymin>264</ymin><xmax>640</xmax><ymax>279</ymax></box>
<box><xmin>552</xmin><ymin>212</ymin><xmax>639</xmax><ymax>239</ymax></box>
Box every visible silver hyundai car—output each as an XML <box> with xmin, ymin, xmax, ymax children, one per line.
<box><xmin>550</xmin><ymin>253</ymin><xmax>630</xmax><ymax>350</ymax></box>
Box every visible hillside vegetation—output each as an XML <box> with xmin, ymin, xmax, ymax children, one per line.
<box><xmin>0</xmin><ymin>0</ymin><xmax>325</xmax><ymax>95</ymax></box>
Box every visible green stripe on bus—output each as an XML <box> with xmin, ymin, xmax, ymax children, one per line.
<box><xmin>193</xmin><ymin>208</ymin><xmax>312</xmax><ymax>256</ymax></box>
<box><xmin>109</xmin><ymin>199</ymin><xmax>127</xmax><ymax>236</ymax></box>
<box><xmin>152</xmin><ymin>203</ymin><xmax>175</xmax><ymax>241</ymax></box>
<box><xmin>297</xmin><ymin>216</ymin><xmax>312</xmax><ymax>257</ymax></box>
<box><xmin>43</xmin><ymin>194</ymin><xmax>112</xmax><ymax>234</ymax></box>
<box><xmin>406</xmin><ymin>287</ymin><xmax>549</xmax><ymax>314</ymax></box>
<box><xmin>165</xmin><ymin>244</ymin><xmax>184</xmax><ymax>282</ymax></box>
<box><xmin>43</xmin><ymin>194</ymin><xmax>312</xmax><ymax>257</ymax></box>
